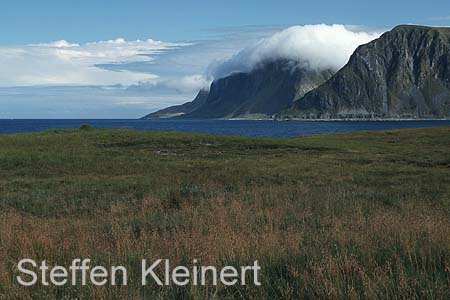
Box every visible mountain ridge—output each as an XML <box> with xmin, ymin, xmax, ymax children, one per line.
<box><xmin>142</xmin><ymin>60</ymin><xmax>334</xmax><ymax>119</ymax></box>
<box><xmin>280</xmin><ymin>25</ymin><xmax>450</xmax><ymax>119</ymax></box>
<box><xmin>143</xmin><ymin>25</ymin><xmax>450</xmax><ymax>120</ymax></box>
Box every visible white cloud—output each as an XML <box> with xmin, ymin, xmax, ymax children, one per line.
<box><xmin>0</xmin><ymin>38</ymin><xmax>189</xmax><ymax>87</ymax></box>
<box><xmin>129</xmin><ymin>74</ymin><xmax>211</xmax><ymax>94</ymax></box>
<box><xmin>0</xmin><ymin>24</ymin><xmax>385</xmax><ymax>118</ymax></box>
<box><xmin>47</xmin><ymin>40</ymin><xmax>80</xmax><ymax>48</ymax></box>
<box><xmin>168</xmin><ymin>74</ymin><xmax>211</xmax><ymax>92</ymax></box>
<box><xmin>211</xmin><ymin>24</ymin><xmax>382</xmax><ymax>79</ymax></box>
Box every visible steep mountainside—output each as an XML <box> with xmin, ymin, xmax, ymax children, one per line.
<box><xmin>283</xmin><ymin>25</ymin><xmax>450</xmax><ymax>119</ymax></box>
<box><xmin>143</xmin><ymin>60</ymin><xmax>334</xmax><ymax>119</ymax></box>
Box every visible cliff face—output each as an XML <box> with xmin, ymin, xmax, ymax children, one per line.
<box><xmin>143</xmin><ymin>60</ymin><xmax>333</xmax><ymax>119</ymax></box>
<box><xmin>285</xmin><ymin>25</ymin><xmax>450</xmax><ymax>119</ymax></box>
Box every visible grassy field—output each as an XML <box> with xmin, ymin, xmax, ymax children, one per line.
<box><xmin>0</xmin><ymin>126</ymin><xmax>449</xmax><ymax>299</ymax></box>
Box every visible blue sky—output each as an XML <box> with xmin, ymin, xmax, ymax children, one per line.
<box><xmin>1</xmin><ymin>0</ymin><xmax>449</xmax><ymax>118</ymax></box>
<box><xmin>2</xmin><ymin>0</ymin><xmax>450</xmax><ymax>44</ymax></box>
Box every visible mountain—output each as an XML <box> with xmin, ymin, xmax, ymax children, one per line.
<box><xmin>282</xmin><ymin>25</ymin><xmax>450</xmax><ymax>119</ymax></box>
<box><xmin>143</xmin><ymin>60</ymin><xmax>334</xmax><ymax>119</ymax></box>
<box><xmin>142</xmin><ymin>90</ymin><xmax>209</xmax><ymax>119</ymax></box>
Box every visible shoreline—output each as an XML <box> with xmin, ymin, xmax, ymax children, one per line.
<box><xmin>227</xmin><ymin>117</ymin><xmax>450</xmax><ymax>121</ymax></box>
<box><xmin>274</xmin><ymin>118</ymin><xmax>450</xmax><ymax>122</ymax></box>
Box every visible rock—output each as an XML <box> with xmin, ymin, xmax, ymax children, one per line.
<box><xmin>284</xmin><ymin>25</ymin><xmax>450</xmax><ymax>119</ymax></box>
<box><xmin>143</xmin><ymin>60</ymin><xmax>333</xmax><ymax>119</ymax></box>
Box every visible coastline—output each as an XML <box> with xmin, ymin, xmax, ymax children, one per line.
<box><xmin>274</xmin><ymin>117</ymin><xmax>450</xmax><ymax>122</ymax></box>
<box><xmin>1</xmin><ymin>118</ymin><xmax>450</xmax><ymax>137</ymax></box>
<box><xmin>225</xmin><ymin>117</ymin><xmax>450</xmax><ymax>121</ymax></box>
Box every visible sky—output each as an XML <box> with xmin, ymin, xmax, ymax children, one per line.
<box><xmin>1</xmin><ymin>0</ymin><xmax>450</xmax><ymax>118</ymax></box>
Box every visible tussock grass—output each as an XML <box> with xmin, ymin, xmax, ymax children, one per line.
<box><xmin>0</xmin><ymin>127</ymin><xmax>449</xmax><ymax>299</ymax></box>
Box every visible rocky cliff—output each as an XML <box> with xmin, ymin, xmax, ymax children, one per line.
<box><xmin>143</xmin><ymin>60</ymin><xmax>333</xmax><ymax>119</ymax></box>
<box><xmin>283</xmin><ymin>25</ymin><xmax>450</xmax><ymax>119</ymax></box>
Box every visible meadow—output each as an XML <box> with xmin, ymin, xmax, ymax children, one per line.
<box><xmin>0</xmin><ymin>126</ymin><xmax>449</xmax><ymax>299</ymax></box>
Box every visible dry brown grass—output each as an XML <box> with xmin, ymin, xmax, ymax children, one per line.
<box><xmin>1</xmin><ymin>195</ymin><xmax>449</xmax><ymax>299</ymax></box>
<box><xmin>0</xmin><ymin>127</ymin><xmax>449</xmax><ymax>299</ymax></box>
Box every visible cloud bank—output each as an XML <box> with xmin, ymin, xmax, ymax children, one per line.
<box><xmin>0</xmin><ymin>24</ymin><xmax>384</xmax><ymax>118</ymax></box>
<box><xmin>211</xmin><ymin>24</ymin><xmax>382</xmax><ymax>79</ymax></box>
<box><xmin>0</xmin><ymin>38</ymin><xmax>188</xmax><ymax>87</ymax></box>
<box><xmin>128</xmin><ymin>75</ymin><xmax>211</xmax><ymax>94</ymax></box>
<box><xmin>0</xmin><ymin>26</ymin><xmax>279</xmax><ymax>118</ymax></box>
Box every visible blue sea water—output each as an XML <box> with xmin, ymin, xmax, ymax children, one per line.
<box><xmin>0</xmin><ymin>119</ymin><xmax>449</xmax><ymax>138</ymax></box>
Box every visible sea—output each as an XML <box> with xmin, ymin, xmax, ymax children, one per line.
<box><xmin>0</xmin><ymin>119</ymin><xmax>450</xmax><ymax>138</ymax></box>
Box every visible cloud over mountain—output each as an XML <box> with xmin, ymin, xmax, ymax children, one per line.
<box><xmin>0</xmin><ymin>24</ymin><xmax>383</xmax><ymax>118</ymax></box>
<box><xmin>128</xmin><ymin>75</ymin><xmax>211</xmax><ymax>94</ymax></box>
<box><xmin>210</xmin><ymin>24</ymin><xmax>382</xmax><ymax>79</ymax></box>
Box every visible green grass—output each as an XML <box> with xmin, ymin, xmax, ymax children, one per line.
<box><xmin>0</xmin><ymin>126</ymin><xmax>449</xmax><ymax>299</ymax></box>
